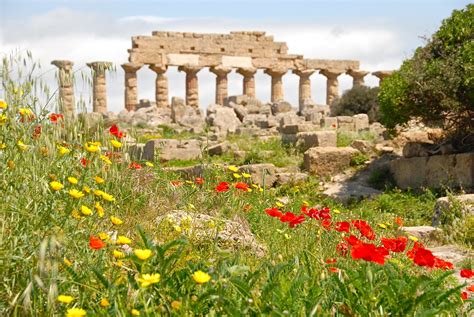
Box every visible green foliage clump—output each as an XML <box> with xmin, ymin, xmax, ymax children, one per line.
<box><xmin>332</xmin><ymin>85</ymin><xmax>381</xmax><ymax>122</ymax></box>
<box><xmin>379</xmin><ymin>4</ymin><xmax>474</xmax><ymax>139</ymax></box>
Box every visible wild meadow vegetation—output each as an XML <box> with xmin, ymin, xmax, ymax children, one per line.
<box><xmin>1</xmin><ymin>51</ymin><xmax>473</xmax><ymax>317</ymax></box>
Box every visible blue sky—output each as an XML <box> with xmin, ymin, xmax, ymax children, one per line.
<box><xmin>0</xmin><ymin>0</ymin><xmax>471</xmax><ymax>111</ymax></box>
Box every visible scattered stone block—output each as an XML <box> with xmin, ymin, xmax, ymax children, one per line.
<box><xmin>239</xmin><ymin>163</ymin><xmax>277</xmax><ymax>188</ymax></box>
<box><xmin>296</xmin><ymin>131</ymin><xmax>337</xmax><ymax>150</ymax></box>
<box><xmin>402</xmin><ymin>142</ymin><xmax>433</xmax><ymax>158</ymax></box>
<box><xmin>271</xmin><ymin>101</ymin><xmax>293</xmax><ymax>115</ymax></box>
<box><xmin>303</xmin><ymin>147</ymin><xmax>360</xmax><ymax>178</ymax></box>
<box><xmin>280</xmin><ymin>123</ymin><xmax>318</xmax><ymax>134</ymax></box>
<box><xmin>206</xmin><ymin>105</ymin><xmax>241</xmax><ymax>133</ymax></box>
<box><xmin>336</xmin><ymin>116</ymin><xmax>355</xmax><ymax>132</ymax></box>
<box><xmin>323</xmin><ymin>117</ymin><xmax>338</xmax><ymax>129</ymax></box>
<box><xmin>401</xmin><ymin>226</ymin><xmax>443</xmax><ymax>245</ymax></box>
<box><xmin>432</xmin><ymin>194</ymin><xmax>474</xmax><ymax>226</ymax></box>
<box><xmin>207</xmin><ymin>141</ymin><xmax>232</xmax><ymax>156</ymax></box>
<box><xmin>350</xmin><ymin>140</ymin><xmax>372</xmax><ymax>154</ymax></box>
<box><xmin>275</xmin><ymin>172</ymin><xmax>309</xmax><ymax>185</ymax></box>
<box><xmin>353</xmin><ymin>114</ymin><xmax>369</xmax><ymax>131</ymax></box>
<box><xmin>143</xmin><ymin>139</ymin><xmax>202</xmax><ymax>162</ymax></box>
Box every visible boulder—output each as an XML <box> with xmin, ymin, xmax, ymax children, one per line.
<box><xmin>206</xmin><ymin>105</ymin><xmax>241</xmax><ymax>133</ymax></box>
<box><xmin>239</xmin><ymin>163</ymin><xmax>277</xmax><ymax>188</ymax></box>
<box><xmin>275</xmin><ymin>172</ymin><xmax>309</xmax><ymax>185</ymax></box>
<box><xmin>402</xmin><ymin>142</ymin><xmax>433</xmax><ymax>158</ymax></box>
<box><xmin>351</xmin><ymin>140</ymin><xmax>372</xmax><ymax>154</ymax></box>
<box><xmin>401</xmin><ymin>226</ymin><xmax>443</xmax><ymax>245</ymax></box>
<box><xmin>303</xmin><ymin>147</ymin><xmax>360</xmax><ymax>178</ymax></box>
<box><xmin>143</xmin><ymin>139</ymin><xmax>202</xmax><ymax>162</ymax></box>
<box><xmin>432</xmin><ymin>194</ymin><xmax>474</xmax><ymax>226</ymax></box>
<box><xmin>156</xmin><ymin>210</ymin><xmax>266</xmax><ymax>257</ymax></box>
<box><xmin>207</xmin><ymin>141</ymin><xmax>234</xmax><ymax>156</ymax></box>
<box><xmin>280</xmin><ymin>123</ymin><xmax>318</xmax><ymax>134</ymax></box>
<box><xmin>271</xmin><ymin>101</ymin><xmax>293</xmax><ymax>115</ymax></box>
<box><xmin>242</xmin><ymin>114</ymin><xmax>268</xmax><ymax>127</ymax></box>
<box><xmin>296</xmin><ymin>131</ymin><xmax>337</xmax><ymax>150</ymax></box>
<box><xmin>323</xmin><ymin>182</ymin><xmax>382</xmax><ymax>204</ymax></box>
<box><xmin>228</xmin><ymin>102</ymin><xmax>247</xmax><ymax>121</ymax></box>
<box><xmin>275</xmin><ymin>111</ymin><xmax>302</xmax><ymax>127</ymax></box>
<box><xmin>336</xmin><ymin>116</ymin><xmax>355</xmax><ymax>132</ymax></box>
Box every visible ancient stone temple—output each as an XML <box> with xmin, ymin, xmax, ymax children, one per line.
<box><xmin>124</xmin><ymin>31</ymin><xmax>362</xmax><ymax>111</ymax></box>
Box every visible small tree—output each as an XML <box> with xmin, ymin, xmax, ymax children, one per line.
<box><xmin>379</xmin><ymin>4</ymin><xmax>473</xmax><ymax>144</ymax></box>
<box><xmin>331</xmin><ymin>85</ymin><xmax>380</xmax><ymax>122</ymax></box>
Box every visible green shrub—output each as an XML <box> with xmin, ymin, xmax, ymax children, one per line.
<box><xmin>332</xmin><ymin>85</ymin><xmax>380</xmax><ymax>122</ymax></box>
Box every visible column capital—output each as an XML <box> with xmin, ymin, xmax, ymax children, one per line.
<box><xmin>264</xmin><ymin>67</ymin><xmax>288</xmax><ymax>77</ymax></box>
<box><xmin>178</xmin><ymin>65</ymin><xmax>202</xmax><ymax>75</ymax></box>
<box><xmin>210</xmin><ymin>65</ymin><xmax>232</xmax><ymax>77</ymax></box>
<box><xmin>372</xmin><ymin>70</ymin><xmax>394</xmax><ymax>79</ymax></box>
<box><xmin>149</xmin><ymin>64</ymin><xmax>167</xmax><ymax>74</ymax></box>
<box><xmin>121</xmin><ymin>63</ymin><xmax>143</xmax><ymax>73</ymax></box>
<box><xmin>346</xmin><ymin>69</ymin><xmax>369</xmax><ymax>78</ymax></box>
<box><xmin>236</xmin><ymin>67</ymin><xmax>257</xmax><ymax>77</ymax></box>
<box><xmin>51</xmin><ymin>60</ymin><xmax>74</xmax><ymax>70</ymax></box>
<box><xmin>320</xmin><ymin>69</ymin><xmax>343</xmax><ymax>79</ymax></box>
<box><xmin>293</xmin><ymin>68</ymin><xmax>315</xmax><ymax>78</ymax></box>
<box><xmin>87</xmin><ymin>61</ymin><xmax>113</xmax><ymax>75</ymax></box>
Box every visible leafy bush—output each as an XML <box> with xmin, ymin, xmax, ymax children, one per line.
<box><xmin>379</xmin><ymin>4</ymin><xmax>474</xmax><ymax>140</ymax></box>
<box><xmin>332</xmin><ymin>85</ymin><xmax>381</xmax><ymax>122</ymax></box>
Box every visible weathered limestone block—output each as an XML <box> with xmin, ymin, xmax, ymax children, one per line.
<box><xmin>51</xmin><ymin>60</ymin><xmax>75</xmax><ymax>115</ymax></box>
<box><xmin>206</xmin><ymin>105</ymin><xmax>241</xmax><ymax>133</ymax></box>
<box><xmin>336</xmin><ymin>116</ymin><xmax>356</xmax><ymax>132</ymax></box>
<box><xmin>389</xmin><ymin>153</ymin><xmax>474</xmax><ymax>190</ymax></box>
<box><xmin>271</xmin><ymin>101</ymin><xmax>293</xmax><ymax>115</ymax></box>
<box><xmin>432</xmin><ymin>194</ymin><xmax>474</xmax><ymax>226</ymax></box>
<box><xmin>275</xmin><ymin>111</ymin><xmax>302</xmax><ymax>127</ymax></box>
<box><xmin>353</xmin><ymin>114</ymin><xmax>369</xmax><ymax>131</ymax></box>
<box><xmin>303</xmin><ymin>147</ymin><xmax>360</xmax><ymax>178</ymax></box>
<box><xmin>208</xmin><ymin>141</ymin><xmax>234</xmax><ymax>156</ymax></box>
<box><xmin>402</xmin><ymin>142</ymin><xmax>434</xmax><ymax>158</ymax></box>
<box><xmin>296</xmin><ymin>131</ymin><xmax>337</xmax><ymax>150</ymax></box>
<box><xmin>401</xmin><ymin>226</ymin><xmax>443</xmax><ymax>245</ymax></box>
<box><xmin>170</xmin><ymin>97</ymin><xmax>205</xmax><ymax>131</ymax></box>
<box><xmin>303</xmin><ymin>109</ymin><xmax>323</xmax><ymax>126</ymax></box>
<box><xmin>275</xmin><ymin>172</ymin><xmax>309</xmax><ymax>185</ymax></box>
<box><xmin>228</xmin><ymin>102</ymin><xmax>247</xmax><ymax>121</ymax></box>
<box><xmin>350</xmin><ymin>140</ymin><xmax>372</xmax><ymax>154</ymax></box>
<box><xmin>143</xmin><ymin>139</ymin><xmax>202</xmax><ymax>162</ymax></box>
<box><xmin>280</xmin><ymin>123</ymin><xmax>318</xmax><ymax>135</ymax></box>
<box><xmin>323</xmin><ymin>117</ymin><xmax>338</xmax><ymax>129</ymax></box>
<box><xmin>240</xmin><ymin>163</ymin><xmax>277</xmax><ymax>188</ymax></box>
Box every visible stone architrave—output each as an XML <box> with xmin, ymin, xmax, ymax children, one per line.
<box><xmin>236</xmin><ymin>67</ymin><xmax>257</xmax><ymax>98</ymax></box>
<box><xmin>87</xmin><ymin>61</ymin><xmax>112</xmax><ymax>113</ymax></box>
<box><xmin>264</xmin><ymin>67</ymin><xmax>287</xmax><ymax>102</ymax></box>
<box><xmin>121</xmin><ymin>63</ymin><xmax>142</xmax><ymax>111</ymax></box>
<box><xmin>346</xmin><ymin>69</ymin><xmax>369</xmax><ymax>87</ymax></box>
<box><xmin>51</xmin><ymin>60</ymin><xmax>75</xmax><ymax>115</ymax></box>
<box><xmin>320</xmin><ymin>69</ymin><xmax>343</xmax><ymax>106</ymax></box>
<box><xmin>178</xmin><ymin>65</ymin><xmax>202</xmax><ymax>107</ymax></box>
<box><xmin>149</xmin><ymin>64</ymin><xmax>169</xmax><ymax>108</ymax></box>
<box><xmin>293</xmin><ymin>69</ymin><xmax>315</xmax><ymax>111</ymax></box>
<box><xmin>372</xmin><ymin>70</ymin><xmax>393</xmax><ymax>85</ymax></box>
<box><xmin>210</xmin><ymin>66</ymin><xmax>232</xmax><ymax>105</ymax></box>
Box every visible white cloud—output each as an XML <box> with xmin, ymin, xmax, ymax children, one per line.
<box><xmin>0</xmin><ymin>9</ymin><xmax>415</xmax><ymax>112</ymax></box>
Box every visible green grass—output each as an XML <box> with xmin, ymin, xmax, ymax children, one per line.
<box><xmin>337</xmin><ymin>130</ymin><xmax>377</xmax><ymax>147</ymax></box>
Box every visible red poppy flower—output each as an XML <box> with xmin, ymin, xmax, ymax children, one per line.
<box><xmin>335</xmin><ymin>221</ymin><xmax>350</xmax><ymax>233</ymax></box>
<box><xmin>321</xmin><ymin>219</ymin><xmax>331</xmax><ymax>230</ymax></box>
<box><xmin>460</xmin><ymin>269</ymin><xmax>474</xmax><ymax>278</ymax></box>
<box><xmin>344</xmin><ymin>235</ymin><xmax>361</xmax><ymax>246</ymax></box>
<box><xmin>328</xmin><ymin>267</ymin><xmax>339</xmax><ymax>273</ymax></box>
<box><xmin>381</xmin><ymin>236</ymin><xmax>407</xmax><ymax>253</ymax></box>
<box><xmin>234</xmin><ymin>182</ymin><xmax>250</xmax><ymax>192</ymax></box>
<box><xmin>336</xmin><ymin>242</ymin><xmax>348</xmax><ymax>256</ymax></box>
<box><xmin>289</xmin><ymin>215</ymin><xmax>305</xmax><ymax>228</ymax></box>
<box><xmin>128</xmin><ymin>162</ymin><xmax>142</xmax><ymax>170</ymax></box>
<box><xmin>243</xmin><ymin>204</ymin><xmax>252</xmax><ymax>212</ymax></box>
<box><xmin>395</xmin><ymin>217</ymin><xmax>403</xmax><ymax>227</ymax></box>
<box><xmin>409</xmin><ymin>244</ymin><xmax>435</xmax><ymax>268</ymax></box>
<box><xmin>352</xmin><ymin>220</ymin><xmax>376</xmax><ymax>240</ymax></box>
<box><xmin>89</xmin><ymin>236</ymin><xmax>106</xmax><ymax>250</ymax></box>
<box><xmin>351</xmin><ymin>242</ymin><xmax>389</xmax><ymax>265</ymax></box>
<box><xmin>80</xmin><ymin>157</ymin><xmax>89</xmax><ymax>167</ymax></box>
<box><xmin>467</xmin><ymin>285</ymin><xmax>474</xmax><ymax>292</ymax></box>
<box><xmin>195</xmin><ymin>177</ymin><xmax>204</xmax><ymax>185</ymax></box>
<box><xmin>325</xmin><ymin>258</ymin><xmax>337</xmax><ymax>264</ymax></box>
<box><xmin>433</xmin><ymin>258</ymin><xmax>454</xmax><ymax>270</ymax></box>
<box><xmin>49</xmin><ymin>113</ymin><xmax>64</xmax><ymax>123</ymax></box>
<box><xmin>265</xmin><ymin>208</ymin><xmax>283</xmax><ymax>218</ymax></box>
<box><xmin>461</xmin><ymin>291</ymin><xmax>468</xmax><ymax>300</ymax></box>
<box><xmin>302</xmin><ymin>206</ymin><xmax>331</xmax><ymax>220</ymax></box>
<box><xmin>280</xmin><ymin>212</ymin><xmax>297</xmax><ymax>223</ymax></box>
<box><xmin>170</xmin><ymin>180</ymin><xmax>182</xmax><ymax>187</ymax></box>
<box><xmin>109</xmin><ymin>124</ymin><xmax>124</xmax><ymax>138</ymax></box>
<box><xmin>215</xmin><ymin>182</ymin><xmax>229</xmax><ymax>192</ymax></box>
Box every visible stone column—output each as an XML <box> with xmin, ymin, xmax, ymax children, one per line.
<box><xmin>178</xmin><ymin>65</ymin><xmax>202</xmax><ymax>107</ymax></box>
<box><xmin>264</xmin><ymin>68</ymin><xmax>287</xmax><ymax>102</ymax></box>
<box><xmin>236</xmin><ymin>67</ymin><xmax>257</xmax><ymax>98</ymax></box>
<box><xmin>149</xmin><ymin>64</ymin><xmax>168</xmax><ymax>108</ymax></box>
<box><xmin>346</xmin><ymin>69</ymin><xmax>369</xmax><ymax>87</ymax></box>
<box><xmin>372</xmin><ymin>70</ymin><xmax>393</xmax><ymax>85</ymax></box>
<box><xmin>121</xmin><ymin>63</ymin><xmax>142</xmax><ymax>111</ymax></box>
<box><xmin>293</xmin><ymin>69</ymin><xmax>315</xmax><ymax>111</ymax></box>
<box><xmin>210</xmin><ymin>66</ymin><xmax>232</xmax><ymax>105</ymax></box>
<box><xmin>87</xmin><ymin>61</ymin><xmax>112</xmax><ymax>113</ymax></box>
<box><xmin>320</xmin><ymin>69</ymin><xmax>343</xmax><ymax>106</ymax></box>
<box><xmin>51</xmin><ymin>60</ymin><xmax>75</xmax><ymax>115</ymax></box>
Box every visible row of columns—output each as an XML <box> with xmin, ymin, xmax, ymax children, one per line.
<box><xmin>52</xmin><ymin>59</ymin><xmax>393</xmax><ymax>114</ymax></box>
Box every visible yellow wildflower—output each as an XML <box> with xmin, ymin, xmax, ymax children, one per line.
<box><xmin>275</xmin><ymin>202</ymin><xmax>284</xmax><ymax>208</ymax></box>
<box><xmin>82</xmin><ymin>185</ymin><xmax>91</xmax><ymax>193</ymax></box>
<box><xmin>17</xmin><ymin>140</ymin><xmax>27</xmax><ymax>151</ymax></box>
<box><xmin>408</xmin><ymin>235</ymin><xmax>419</xmax><ymax>242</ymax></box>
<box><xmin>19</xmin><ymin>108</ymin><xmax>32</xmax><ymax>116</ymax></box>
<box><xmin>84</xmin><ymin>141</ymin><xmax>101</xmax><ymax>153</ymax></box>
<box><xmin>95</xmin><ymin>202</ymin><xmax>104</xmax><ymax>217</ymax></box>
<box><xmin>0</xmin><ymin>143</ymin><xmax>6</xmax><ymax>150</ymax></box>
<box><xmin>134</xmin><ymin>249</ymin><xmax>152</xmax><ymax>261</ymax></box>
<box><xmin>116</xmin><ymin>236</ymin><xmax>131</xmax><ymax>245</ymax></box>
<box><xmin>131</xmin><ymin>309</ymin><xmax>140</xmax><ymax>316</ymax></box>
<box><xmin>228</xmin><ymin>165</ymin><xmax>239</xmax><ymax>172</ymax></box>
<box><xmin>171</xmin><ymin>300</ymin><xmax>181</xmax><ymax>310</ymax></box>
<box><xmin>333</xmin><ymin>209</ymin><xmax>341</xmax><ymax>214</ymax></box>
<box><xmin>173</xmin><ymin>225</ymin><xmax>182</xmax><ymax>233</ymax></box>
<box><xmin>110</xmin><ymin>216</ymin><xmax>123</xmax><ymax>225</ymax></box>
<box><xmin>192</xmin><ymin>270</ymin><xmax>211</xmax><ymax>284</ymax></box>
<box><xmin>0</xmin><ymin>100</ymin><xmax>7</xmax><ymax>109</ymax></box>
<box><xmin>113</xmin><ymin>250</ymin><xmax>125</xmax><ymax>259</ymax></box>
<box><xmin>378</xmin><ymin>223</ymin><xmax>387</xmax><ymax>229</ymax></box>
<box><xmin>137</xmin><ymin>273</ymin><xmax>161</xmax><ymax>287</ymax></box>
<box><xmin>101</xmin><ymin>192</ymin><xmax>115</xmax><ymax>202</ymax></box>
<box><xmin>95</xmin><ymin>176</ymin><xmax>105</xmax><ymax>184</ymax></box>
<box><xmin>80</xmin><ymin>205</ymin><xmax>93</xmax><ymax>216</ymax></box>
<box><xmin>50</xmin><ymin>181</ymin><xmax>64</xmax><ymax>191</ymax></box>
<box><xmin>71</xmin><ymin>209</ymin><xmax>81</xmax><ymax>219</ymax></box>
<box><xmin>66</xmin><ymin>307</ymin><xmax>86</xmax><ymax>317</ymax></box>
<box><xmin>68</xmin><ymin>189</ymin><xmax>85</xmax><ymax>199</ymax></box>
<box><xmin>233</xmin><ymin>173</ymin><xmax>241</xmax><ymax>179</ymax></box>
<box><xmin>98</xmin><ymin>232</ymin><xmax>110</xmax><ymax>241</ymax></box>
<box><xmin>57</xmin><ymin>295</ymin><xmax>74</xmax><ymax>304</ymax></box>
<box><xmin>0</xmin><ymin>114</ymin><xmax>7</xmax><ymax>125</ymax></box>
<box><xmin>145</xmin><ymin>161</ymin><xmax>154</xmax><ymax>167</ymax></box>
<box><xmin>64</xmin><ymin>257</ymin><xmax>73</xmax><ymax>267</ymax></box>
<box><xmin>100</xmin><ymin>155</ymin><xmax>112</xmax><ymax>165</ymax></box>
<box><xmin>93</xmin><ymin>189</ymin><xmax>105</xmax><ymax>197</ymax></box>
<box><xmin>68</xmin><ymin>177</ymin><xmax>79</xmax><ymax>184</ymax></box>
<box><xmin>99</xmin><ymin>298</ymin><xmax>110</xmax><ymax>307</ymax></box>
<box><xmin>7</xmin><ymin>160</ymin><xmax>14</xmax><ymax>169</ymax></box>
<box><xmin>242</xmin><ymin>172</ymin><xmax>251</xmax><ymax>178</ymax></box>
<box><xmin>110</xmin><ymin>139</ymin><xmax>122</xmax><ymax>149</ymax></box>
<box><xmin>302</xmin><ymin>200</ymin><xmax>310</xmax><ymax>206</ymax></box>
<box><xmin>58</xmin><ymin>146</ymin><xmax>70</xmax><ymax>156</ymax></box>
<box><xmin>251</xmin><ymin>184</ymin><xmax>259</xmax><ymax>189</ymax></box>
